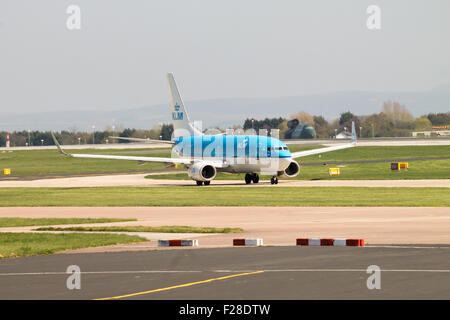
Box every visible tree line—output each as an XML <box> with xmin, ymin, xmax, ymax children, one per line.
<box><xmin>0</xmin><ymin>124</ymin><xmax>174</xmax><ymax>147</ymax></box>
<box><xmin>244</xmin><ymin>102</ymin><xmax>449</xmax><ymax>138</ymax></box>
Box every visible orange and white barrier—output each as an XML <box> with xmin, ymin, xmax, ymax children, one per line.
<box><xmin>296</xmin><ymin>238</ymin><xmax>364</xmax><ymax>247</ymax></box>
<box><xmin>233</xmin><ymin>238</ymin><xmax>264</xmax><ymax>246</ymax></box>
<box><xmin>158</xmin><ymin>239</ymin><xmax>199</xmax><ymax>247</ymax></box>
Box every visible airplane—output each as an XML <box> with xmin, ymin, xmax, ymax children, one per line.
<box><xmin>52</xmin><ymin>73</ymin><xmax>357</xmax><ymax>186</ymax></box>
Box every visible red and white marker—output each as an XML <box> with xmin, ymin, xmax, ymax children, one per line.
<box><xmin>158</xmin><ymin>239</ymin><xmax>199</xmax><ymax>247</ymax></box>
<box><xmin>6</xmin><ymin>132</ymin><xmax>10</xmax><ymax>148</ymax></box>
<box><xmin>233</xmin><ymin>238</ymin><xmax>264</xmax><ymax>246</ymax></box>
<box><xmin>296</xmin><ymin>238</ymin><xmax>365</xmax><ymax>247</ymax></box>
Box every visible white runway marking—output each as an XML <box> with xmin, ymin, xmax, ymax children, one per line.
<box><xmin>1</xmin><ymin>268</ymin><xmax>450</xmax><ymax>277</ymax></box>
<box><xmin>0</xmin><ymin>270</ymin><xmax>202</xmax><ymax>276</ymax></box>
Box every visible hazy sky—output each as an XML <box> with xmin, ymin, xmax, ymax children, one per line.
<box><xmin>1</xmin><ymin>0</ymin><xmax>449</xmax><ymax>115</ymax></box>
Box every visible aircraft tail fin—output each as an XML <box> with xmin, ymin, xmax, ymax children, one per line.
<box><xmin>351</xmin><ymin>121</ymin><xmax>357</xmax><ymax>143</ymax></box>
<box><xmin>51</xmin><ymin>132</ymin><xmax>70</xmax><ymax>156</ymax></box>
<box><xmin>167</xmin><ymin>73</ymin><xmax>202</xmax><ymax>138</ymax></box>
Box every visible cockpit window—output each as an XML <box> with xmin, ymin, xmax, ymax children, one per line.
<box><xmin>269</xmin><ymin>146</ymin><xmax>287</xmax><ymax>151</ymax></box>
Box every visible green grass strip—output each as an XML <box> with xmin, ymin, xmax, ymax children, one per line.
<box><xmin>0</xmin><ymin>218</ymin><xmax>136</xmax><ymax>228</ymax></box>
<box><xmin>0</xmin><ymin>232</ymin><xmax>146</xmax><ymax>258</ymax></box>
<box><xmin>35</xmin><ymin>226</ymin><xmax>243</xmax><ymax>233</ymax></box>
<box><xmin>0</xmin><ymin>187</ymin><xmax>449</xmax><ymax>207</ymax></box>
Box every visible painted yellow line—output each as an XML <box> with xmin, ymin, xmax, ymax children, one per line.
<box><xmin>93</xmin><ymin>270</ymin><xmax>264</xmax><ymax>300</ymax></box>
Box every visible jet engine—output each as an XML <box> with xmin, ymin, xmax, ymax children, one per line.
<box><xmin>187</xmin><ymin>162</ymin><xmax>217</xmax><ymax>182</ymax></box>
<box><xmin>278</xmin><ymin>160</ymin><xmax>300</xmax><ymax>178</ymax></box>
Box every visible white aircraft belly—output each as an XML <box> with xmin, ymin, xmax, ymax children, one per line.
<box><xmin>220</xmin><ymin>157</ymin><xmax>291</xmax><ymax>174</ymax></box>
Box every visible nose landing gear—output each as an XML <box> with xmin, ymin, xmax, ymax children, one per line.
<box><xmin>270</xmin><ymin>176</ymin><xmax>278</xmax><ymax>185</ymax></box>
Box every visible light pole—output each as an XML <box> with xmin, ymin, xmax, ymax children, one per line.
<box><xmin>92</xmin><ymin>125</ymin><xmax>95</xmax><ymax>144</ymax></box>
<box><xmin>359</xmin><ymin>126</ymin><xmax>362</xmax><ymax>138</ymax></box>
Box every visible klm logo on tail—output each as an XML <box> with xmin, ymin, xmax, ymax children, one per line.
<box><xmin>172</xmin><ymin>104</ymin><xmax>183</xmax><ymax>120</ymax></box>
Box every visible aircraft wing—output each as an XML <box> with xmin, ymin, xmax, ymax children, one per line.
<box><xmin>109</xmin><ymin>136</ymin><xmax>174</xmax><ymax>145</ymax></box>
<box><xmin>51</xmin><ymin>133</ymin><xmax>227</xmax><ymax>167</ymax></box>
<box><xmin>67</xmin><ymin>153</ymin><xmax>192</xmax><ymax>164</ymax></box>
<box><xmin>290</xmin><ymin>121</ymin><xmax>357</xmax><ymax>159</ymax></box>
<box><xmin>290</xmin><ymin>142</ymin><xmax>355</xmax><ymax>159</ymax></box>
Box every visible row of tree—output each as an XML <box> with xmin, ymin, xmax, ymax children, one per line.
<box><xmin>0</xmin><ymin>124</ymin><xmax>174</xmax><ymax>147</ymax></box>
<box><xmin>243</xmin><ymin>102</ymin><xmax>449</xmax><ymax>138</ymax></box>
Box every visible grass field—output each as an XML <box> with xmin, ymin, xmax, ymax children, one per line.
<box><xmin>0</xmin><ymin>148</ymin><xmax>173</xmax><ymax>175</ymax></box>
<box><xmin>0</xmin><ymin>187</ymin><xmax>448</xmax><ymax>207</ymax></box>
<box><xmin>0</xmin><ymin>232</ymin><xmax>146</xmax><ymax>258</ymax></box>
<box><xmin>35</xmin><ymin>226</ymin><xmax>243</xmax><ymax>233</ymax></box>
<box><xmin>0</xmin><ymin>218</ymin><xmax>135</xmax><ymax>227</ymax></box>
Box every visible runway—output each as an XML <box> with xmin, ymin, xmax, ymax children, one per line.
<box><xmin>1</xmin><ymin>246</ymin><xmax>449</xmax><ymax>299</ymax></box>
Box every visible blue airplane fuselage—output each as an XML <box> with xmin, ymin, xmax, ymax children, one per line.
<box><xmin>172</xmin><ymin>135</ymin><xmax>291</xmax><ymax>159</ymax></box>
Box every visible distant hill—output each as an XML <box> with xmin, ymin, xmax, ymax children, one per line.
<box><xmin>1</xmin><ymin>90</ymin><xmax>449</xmax><ymax>131</ymax></box>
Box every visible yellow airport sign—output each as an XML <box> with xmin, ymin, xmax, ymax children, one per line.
<box><xmin>328</xmin><ymin>168</ymin><xmax>340</xmax><ymax>176</ymax></box>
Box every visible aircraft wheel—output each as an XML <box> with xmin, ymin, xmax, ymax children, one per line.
<box><xmin>204</xmin><ymin>181</ymin><xmax>210</xmax><ymax>186</ymax></box>
<box><xmin>196</xmin><ymin>181</ymin><xmax>203</xmax><ymax>186</ymax></box>
<box><xmin>270</xmin><ymin>177</ymin><xmax>275</xmax><ymax>185</ymax></box>
<box><xmin>274</xmin><ymin>177</ymin><xmax>279</xmax><ymax>184</ymax></box>
<box><xmin>245</xmin><ymin>173</ymin><xmax>252</xmax><ymax>184</ymax></box>
<box><xmin>252</xmin><ymin>174</ymin><xmax>259</xmax><ymax>183</ymax></box>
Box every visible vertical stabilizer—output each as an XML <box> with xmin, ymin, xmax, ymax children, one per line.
<box><xmin>351</xmin><ymin>121</ymin><xmax>357</xmax><ymax>143</ymax></box>
<box><xmin>167</xmin><ymin>73</ymin><xmax>202</xmax><ymax>138</ymax></box>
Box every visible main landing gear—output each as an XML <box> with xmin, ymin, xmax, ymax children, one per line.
<box><xmin>270</xmin><ymin>176</ymin><xmax>278</xmax><ymax>185</ymax></box>
<box><xmin>245</xmin><ymin>173</ymin><xmax>259</xmax><ymax>184</ymax></box>
<box><xmin>196</xmin><ymin>181</ymin><xmax>211</xmax><ymax>186</ymax></box>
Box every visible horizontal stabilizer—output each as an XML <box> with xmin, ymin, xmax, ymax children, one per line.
<box><xmin>109</xmin><ymin>136</ymin><xmax>174</xmax><ymax>145</ymax></box>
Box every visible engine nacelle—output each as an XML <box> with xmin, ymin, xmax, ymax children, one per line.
<box><xmin>187</xmin><ymin>162</ymin><xmax>217</xmax><ymax>182</ymax></box>
<box><xmin>278</xmin><ymin>160</ymin><xmax>300</xmax><ymax>178</ymax></box>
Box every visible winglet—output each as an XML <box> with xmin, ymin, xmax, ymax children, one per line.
<box><xmin>351</xmin><ymin>121</ymin><xmax>357</xmax><ymax>144</ymax></box>
<box><xmin>51</xmin><ymin>132</ymin><xmax>70</xmax><ymax>156</ymax></box>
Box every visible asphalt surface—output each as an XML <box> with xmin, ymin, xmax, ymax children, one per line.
<box><xmin>1</xmin><ymin>246</ymin><xmax>449</xmax><ymax>300</ymax></box>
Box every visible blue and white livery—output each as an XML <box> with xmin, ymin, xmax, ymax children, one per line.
<box><xmin>52</xmin><ymin>73</ymin><xmax>356</xmax><ymax>185</ymax></box>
